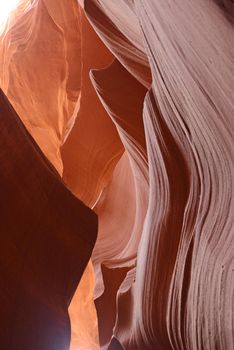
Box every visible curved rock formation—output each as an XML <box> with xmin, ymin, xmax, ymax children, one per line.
<box><xmin>0</xmin><ymin>0</ymin><xmax>233</xmax><ymax>349</ymax></box>
<box><xmin>0</xmin><ymin>89</ymin><xmax>97</xmax><ymax>350</ymax></box>
<box><xmin>85</xmin><ymin>1</ymin><xmax>234</xmax><ymax>349</ymax></box>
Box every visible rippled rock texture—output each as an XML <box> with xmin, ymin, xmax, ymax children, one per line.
<box><xmin>0</xmin><ymin>0</ymin><xmax>233</xmax><ymax>349</ymax></box>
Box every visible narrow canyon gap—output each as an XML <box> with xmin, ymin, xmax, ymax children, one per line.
<box><xmin>0</xmin><ymin>1</ymin><xmax>233</xmax><ymax>350</ymax></box>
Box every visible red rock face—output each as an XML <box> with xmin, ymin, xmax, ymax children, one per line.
<box><xmin>0</xmin><ymin>89</ymin><xmax>97</xmax><ymax>349</ymax></box>
<box><xmin>0</xmin><ymin>1</ymin><xmax>233</xmax><ymax>349</ymax></box>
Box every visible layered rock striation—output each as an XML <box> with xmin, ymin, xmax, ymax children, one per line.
<box><xmin>0</xmin><ymin>1</ymin><xmax>233</xmax><ymax>349</ymax></box>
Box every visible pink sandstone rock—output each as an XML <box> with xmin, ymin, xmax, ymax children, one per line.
<box><xmin>0</xmin><ymin>0</ymin><xmax>233</xmax><ymax>349</ymax></box>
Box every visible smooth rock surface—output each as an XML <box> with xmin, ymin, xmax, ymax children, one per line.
<box><xmin>0</xmin><ymin>89</ymin><xmax>97</xmax><ymax>350</ymax></box>
<box><xmin>0</xmin><ymin>0</ymin><xmax>233</xmax><ymax>349</ymax></box>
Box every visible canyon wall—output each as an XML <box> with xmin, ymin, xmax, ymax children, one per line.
<box><xmin>0</xmin><ymin>0</ymin><xmax>233</xmax><ymax>349</ymax></box>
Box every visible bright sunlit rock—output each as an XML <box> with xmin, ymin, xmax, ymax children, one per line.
<box><xmin>0</xmin><ymin>0</ymin><xmax>20</xmax><ymax>25</ymax></box>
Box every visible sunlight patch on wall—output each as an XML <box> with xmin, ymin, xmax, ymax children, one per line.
<box><xmin>0</xmin><ymin>0</ymin><xmax>20</xmax><ymax>25</ymax></box>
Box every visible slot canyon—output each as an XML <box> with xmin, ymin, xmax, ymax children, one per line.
<box><xmin>0</xmin><ymin>1</ymin><xmax>233</xmax><ymax>349</ymax></box>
